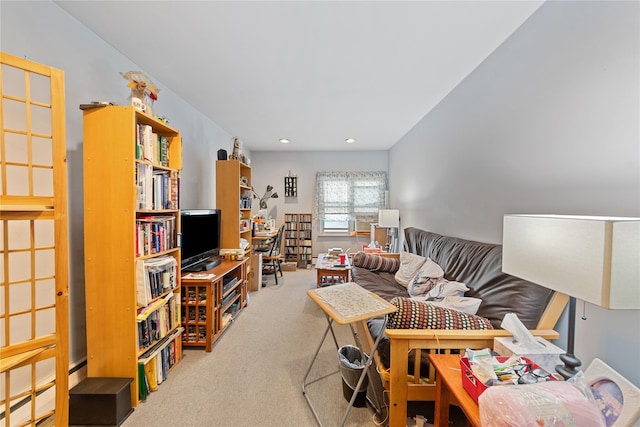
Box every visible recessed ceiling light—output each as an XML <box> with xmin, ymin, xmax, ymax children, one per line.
<box><xmin>345</xmin><ymin>138</ymin><xmax>356</xmax><ymax>144</ymax></box>
<box><xmin>279</xmin><ymin>138</ymin><xmax>290</xmax><ymax>144</ymax></box>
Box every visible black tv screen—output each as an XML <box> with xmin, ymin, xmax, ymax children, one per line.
<box><xmin>180</xmin><ymin>209</ymin><xmax>221</xmax><ymax>270</ymax></box>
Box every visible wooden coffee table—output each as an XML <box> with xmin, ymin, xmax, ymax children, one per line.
<box><xmin>314</xmin><ymin>253</ymin><xmax>351</xmax><ymax>287</ymax></box>
<box><xmin>428</xmin><ymin>354</ymin><xmax>480</xmax><ymax>427</ymax></box>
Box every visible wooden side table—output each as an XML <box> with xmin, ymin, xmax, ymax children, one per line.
<box><xmin>314</xmin><ymin>253</ymin><xmax>351</xmax><ymax>287</ymax></box>
<box><xmin>428</xmin><ymin>354</ymin><xmax>480</xmax><ymax>427</ymax></box>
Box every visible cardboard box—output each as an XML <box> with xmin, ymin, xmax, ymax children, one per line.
<box><xmin>363</xmin><ymin>247</ymin><xmax>382</xmax><ymax>254</ymax></box>
<box><xmin>493</xmin><ymin>336</ymin><xmax>564</xmax><ymax>373</ymax></box>
<box><xmin>281</xmin><ymin>261</ymin><xmax>297</xmax><ymax>271</ymax></box>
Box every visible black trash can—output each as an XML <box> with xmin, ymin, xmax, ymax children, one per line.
<box><xmin>338</xmin><ymin>345</ymin><xmax>369</xmax><ymax>407</ymax></box>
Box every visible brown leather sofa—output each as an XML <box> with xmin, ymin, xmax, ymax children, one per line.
<box><xmin>352</xmin><ymin>227</ymin><xmax>568</xmax><ymax>427</ymax></box>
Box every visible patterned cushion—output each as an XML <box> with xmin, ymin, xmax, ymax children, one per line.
<box><xmin>387</xmin><ymin>297</ymin><xmax>494</xmax><ymax>330</ymax></box>
<box><xmin>351</xmin><ymin>252</ymin><xmax>400</xmax><ymax>272</ymax></box>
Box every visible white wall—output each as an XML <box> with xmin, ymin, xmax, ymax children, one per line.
<box><xmin>1</xmin><ymin>1</ymin><xmax>233</xmax><ymax>365</ymax></box>
<box><xmin>389</xmin><ymin>0</ymin><xmax>640</xmax><ymax>385</ymax></box>
<box><xmin>250</xmin><ymin>151</ymin><xmax>388</xmax><ymax>254</ymax></box>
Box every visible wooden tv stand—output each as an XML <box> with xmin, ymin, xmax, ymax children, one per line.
<box><xmin>181</xmin><ymin>259</ymin><xmax>248</xmax><ymax>351</ymax></box>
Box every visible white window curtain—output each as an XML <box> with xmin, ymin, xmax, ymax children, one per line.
<box><xmin>314</xmin><ymin>171</ymin><xmax>387</xmax><ymax>232</ymax></box>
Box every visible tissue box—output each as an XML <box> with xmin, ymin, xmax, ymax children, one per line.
<box><xmin>493</xmin><ymin>336</ymin><xmax>564</xmax><ymax>373</ymax></box>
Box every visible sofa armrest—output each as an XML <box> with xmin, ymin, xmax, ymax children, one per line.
<box><xmin>385</xmin><ymin>328</ymin><xmax>559</xmax><ymax>342</ymax></box>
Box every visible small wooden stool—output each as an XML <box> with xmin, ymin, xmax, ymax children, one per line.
<box><xmin>69</xmin><ymin>377</ymin><xmax>133</xmax><ymax>426</ymax></box>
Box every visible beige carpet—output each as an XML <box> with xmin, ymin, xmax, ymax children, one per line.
<box><xmin>122</xmin><ymin>268</ymin><xmax>386</xmax><ymax>427</ymax></box>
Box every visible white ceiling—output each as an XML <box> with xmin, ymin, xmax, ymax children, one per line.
<box><xmin>55</xmin><ymin>1</ymin><xmax>543</xmax><ymax>152</ymax></box>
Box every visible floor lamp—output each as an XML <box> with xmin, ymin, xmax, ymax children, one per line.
<box><xmin>502</xmin><ymin>214</ymin><xmax>639</xmax><ymax>379</ymax></box>
<box><xmin>378</xmin><ymin>209</ymin><xmax>400</xmax><ymax>252</ymax></box>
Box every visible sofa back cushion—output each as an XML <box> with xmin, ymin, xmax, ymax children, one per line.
<box><xmin>351</xmin><ymin>267</ymin><xmax>408</xmax><ymax>302</ymax></box>
<box><xmin>403</xmin><ymin>227</ymin><xmax>555</xmax><ymax>329</ymax></box>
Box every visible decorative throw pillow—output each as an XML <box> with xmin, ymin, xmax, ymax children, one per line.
<box><xmin>394</xmin><ymin>252</ymin><xmax>427</xmax><ymax>287</ymax></box>
<box><xmin>423</xmin><ymin>279</ymin><xmax>469</xmax><ymax>299</ymax></box>
<box><xmin>387</xmin><ymin>297</ymin><xmax>493</xmax><ymax>330</ymax></box>
<box><xmin>411</xmin><ymin>296</ymin><xmax>483</xmax><ymax>315</ymax></box>
<box><xmin>407</xmin><ymin>258</ymin><xmax>445</xmax><ymax>297</ymax></box>
<box><xmin>351</xmin><ymin>252</ymin><xmax>400</xmax><ymax>272</ymax></box>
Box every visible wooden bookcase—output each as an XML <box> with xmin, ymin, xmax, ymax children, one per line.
<box><xmin>216</xmin><ymin>159</ymin><xmax>252</xmax><ymax>259</ymax></box>
<box><xmin>181</xmin><ymin>259</ymin><xmax>248</xmax><ymax>351</ymax></box>
<box><xmin>83</xmin><ymin>106</ymin><xmax>183</xmax><ymax>406</ymax></box>
<box><xmin>284</xmin><ymin>213</ymin><xmax>313</xmax><ymax>268</ymax></box>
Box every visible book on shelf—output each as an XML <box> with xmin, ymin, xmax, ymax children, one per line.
<box><xmin>138</xmin><ymin>327</ymin><xmax>183</xmax><ymax>399</ymax></box>
<box><xmin>143</xmin><ymin>356</ymin><xmax>159</xmax><ymax>392</ymax></box>
<box><xmin>136</xmin><ymin>124</ymin><xmax>172</xmax><ymax>167</ymax></box>
<box><xmin>169</xmin><ymin>170</ymin><xmax>179</xmax><ymax>209</ymax></box>
<box><xmin>138</xmin><ymin>362</ymin><xmax>149</xmax><ymax>401</ymax></box>
<box><xmin>155</xmin><ymin>349</ymin><xmax>164</xmax><ymax>385</ymax></box>
<box><xmin>135</xmin><ymin>216</ymin><xmax>176</xmax><ymax>257</ymax></box>
<box><xmin>136</xmin><ymin>293</ymin><xmax>181</xmax><ymax>352</ymax></box>
<box><xmin>136</xmin><ymin>149</ymin><xmax>179</xmax><ymax>211</ymax></box>
<box><xmin>136</xmin><ymin>124</ymin><xmax>155</xmax><ymax>164</ymax></box>
<box><xmin>136</xmin><ymin>163</ymin><xmax>153</xmax><ymax>210</ymax></box>
<box><xmin>135</xmin><ymin>255</ymin><xmax>178</xmax><ymax>306</ymax></box>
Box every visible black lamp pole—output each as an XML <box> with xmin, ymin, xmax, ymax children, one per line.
<box><xmin>556</xmin><ymin>296</ymin><xmax>582</xmax><ymax>379</ymax></box>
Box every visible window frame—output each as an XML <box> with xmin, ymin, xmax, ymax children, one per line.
<box><xmin>315</xmin><ymin>171</ymin><xmax>387</xmax><ymax>235</ymax></box>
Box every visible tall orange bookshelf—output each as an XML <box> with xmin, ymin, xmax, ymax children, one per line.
<box><xmin>83</xmin><ymin>106</ymin><xmax>183</xmax><ymax>406</ymax></box>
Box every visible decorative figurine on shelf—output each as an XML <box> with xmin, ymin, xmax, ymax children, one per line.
<box><xmin>230</xmin><ymin>137</ymin><xmax>241</xmax><ymax>160</ymax></box>
<box><xmin>120</xmin><ymin>70</ymin><xmax>159</xmax><ymax>116</ymax></box>
<box><xmin>252</xmin><ymin>185</ymin><xmax>279</xmax><ymax>209</ymax></box>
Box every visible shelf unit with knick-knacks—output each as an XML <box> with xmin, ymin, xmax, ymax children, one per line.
<box><xmin>216</xmin><ymin>160</ymin><xmax>253</xmax><ymax>260</ymax></box>
<box><xmin>284</xmin><ymin>176</ymin><xmax>297</xmax><ymax>197</ymax></box>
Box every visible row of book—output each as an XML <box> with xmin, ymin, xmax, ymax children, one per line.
<box><xmin>137</xmin><ymin>293</ymin><xmax>181</xmax><ymax>352</ymax></box>
<box><xmin>135</xmin><ymin>215</ymin><xmax>177</xmax><ymax>257</ymax></box>
<box><xmin>136</xmin><ymin>164</ymin><xmax>179</xmax><ymax>211</ymax></box>
<box><xmin>138</xmin><ymin>327</ymin><xmax>183</xmax><ymax>401</ymax></box>
<box><xmin>135</xmin><ymin>255</ymin><xmax>178</xmax><ymax>306</ymax></box>
<box><xmin>284</xmin><ymin>214</ymin><xmax>311</xmax><ymax>222</ymax></box>
<box><xmin>136</xmin><ymin>123</ymin><xmax>171</xmax><ymax>167</ymax></box>
<box><xmin>299</xmin><ymin>230</ymin><xmax>312</xmax><ymax>239</ymax></box>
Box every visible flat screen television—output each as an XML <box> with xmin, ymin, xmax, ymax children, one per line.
<box><xmin>180</xmin><ymin>209</ymin><xmax>222</xmax><ymax>271</ymax></box>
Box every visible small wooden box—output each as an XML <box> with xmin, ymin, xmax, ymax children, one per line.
<box><xmin>69</xmin><ymin>377</ymin><xmax>133</xmax><ymax>426</ymax></box>
<box><xmin>282</xmin><ymin>261</ymin><xmax>297</xmax><ymax>271</ymax></box>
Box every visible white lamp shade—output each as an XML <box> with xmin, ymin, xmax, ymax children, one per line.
<box><xmin>502</xmin><ymin>215</ymin><xmax>640</xmax><ymax>309</ymax></box>
<box><xmin>378</xmin><ymin>209</ymin><xmax>400</xmax><ymax>228</ymax></box>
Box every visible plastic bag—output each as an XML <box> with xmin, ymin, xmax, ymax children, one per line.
<box><xmin>479</xmin><ymin>372</ymin><xmax>606</xmax><ymax>426</ymax></box>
